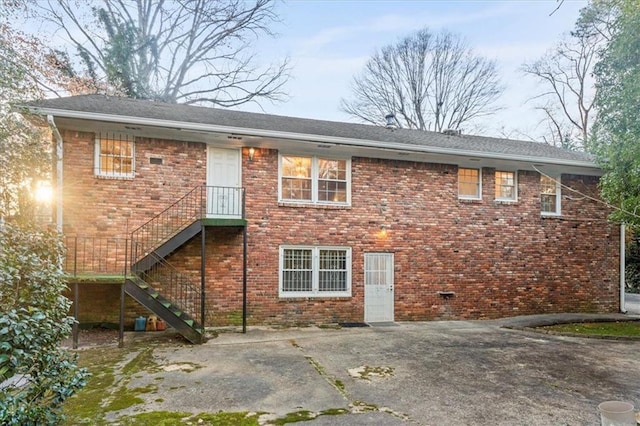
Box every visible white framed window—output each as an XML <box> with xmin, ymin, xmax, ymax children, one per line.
<box><xmin>541</xmin><ymin>175</ymin><xmax>561</xmax><ymax>215</ymax></box>
<box><xmin>279</xmin><ymin>155</ymin><xmax>350</xmax><ymax>205</ymax></box>
<box><xmin>458</xmin><ymin>167</ymin><xmax>481</xmax><ymax>199</ymax></box>
<box><xmin>495</xmin><ymin>171</ymin><xmax>517</xmax><ymax>201</ymax></box>
<box><xmin>95</xmin><ymin>133</ymin><xmax>135</xmax><ymax>178</ymax></box>
<box><xmin>279</xmin><ymin>246</ymin><xmax>352</xmax><ymax>298</ymax></box>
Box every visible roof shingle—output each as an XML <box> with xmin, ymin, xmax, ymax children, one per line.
<box><xmin>27</xmin><ymin>94</ymin><xmax>593</xmax><ymax>164</ymax></box>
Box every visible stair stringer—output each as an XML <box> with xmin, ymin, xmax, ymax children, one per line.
<box><xmin>125</xmin><ymin>276</ymin><xmax>205</xmax><ymax>344</ymax></box>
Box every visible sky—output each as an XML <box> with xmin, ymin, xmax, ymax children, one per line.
<box><xmin>239</xmin><ymin>0</ymin><xmax>588</xmax><ymax>140</ymax></box>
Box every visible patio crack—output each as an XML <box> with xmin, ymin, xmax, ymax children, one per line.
<box><xmin>289</xmin><ymin>339</ymin><xmax>412</xmax><ymax>423</ymax></box>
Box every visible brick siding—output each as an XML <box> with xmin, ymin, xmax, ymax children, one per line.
<box><xmin>59</xmin><ymin>132</ymin><xmax>620</xmax><ymax>327</ymax></box>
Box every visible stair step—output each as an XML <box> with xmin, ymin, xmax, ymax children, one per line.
<box><xmin>184</xmin><ymin>319</ymin><xmax>194</xmax><ymax>327</ymax></box>
<box><xmin>150</xmin><ymin>292</ymin><xmax>159</xmax><ymax>299</ymax></box>
<box><xmin>172</xmin><ymin>310</ymin><xmax>183</xmax><ymax>317</ymax></box>
<box><xmin>161</xmin><ymin>301</ymin><xmax>171</xmax><ymax>308</ymax></box>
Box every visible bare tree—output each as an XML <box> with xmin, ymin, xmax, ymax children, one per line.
<box><xmin>522</xmin><ymin>37</ymin><xmax>600</xmax><ymax>149</ymax></box>
<box><xmin>522</xmin><ymin>1</ymin><xmax>616</xmax><ymax>149</ymax></box>
<box><xmin>340</xmin><ymin>28</ymin><xmax>503</xmax><ymax>132</ymax></box>
<box><xmin>34</xmin><ymin>0</ymin><xmax>289</xmax><ymax>107</ymax></box>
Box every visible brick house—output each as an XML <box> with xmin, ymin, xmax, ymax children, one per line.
<box><xmin>25</xmin><ymin>95</ymin><xmax>622</xmax><ymax>343</ymax></box>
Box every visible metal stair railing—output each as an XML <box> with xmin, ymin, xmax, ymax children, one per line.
<box><xmin>130</xmin><ymin>186</ymin><xmax>204</xmax><ymax>264</ymax></box>
<box><xmin>127</xmin><ymin>185</ymin><xmax>246</xmax><ymax>339</ymax></box>
<box><xmin>133</xmin><ymin>251</ymin><xmax>202</xmax><ymax>328</ymax></box>
<box><xmin>130</xmin><ymin>185</ymin><xmax>245</xmax><ymax>264</ymax></box>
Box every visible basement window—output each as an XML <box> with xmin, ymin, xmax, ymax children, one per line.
<box><xmin>94</xmin><ymin>133</ymin><xmax>135</xmax><ymax>178</ymax></box>
<box><xmin>279</xmin><ymin>246</ymin><xmax>352</xmax><ymax>298</ymax></box>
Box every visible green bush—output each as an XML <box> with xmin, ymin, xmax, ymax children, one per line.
<box><xmin>626</xmin><ymin>236</ymin><xmax>640</xmax><ymax>294</ymax></box>
<box><xmin>0</xmin><ymin>223</ymin><xmax>88</xmax><ymax>425</ymax></box>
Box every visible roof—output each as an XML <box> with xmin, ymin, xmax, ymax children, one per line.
<box><xmin>24</xmin><ymin>94</ymin><xmax>594</xmax><ymax>167</ymax></box>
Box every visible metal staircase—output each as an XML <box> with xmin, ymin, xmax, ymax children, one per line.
<box><xmin>126</xmin><ymin>185</ymin><xmax>245</xmax><ymax>344</ymax></box>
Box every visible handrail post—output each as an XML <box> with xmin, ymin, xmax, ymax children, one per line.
<box><xmin>200</xmin><ymin>222</ymin><xmax>206</xmax><ymax>337</ymax></box>
<box><xmin>124</xmin><ymin>237</ymin><xmax>129</xmax><ymax>277</ymax></box>
<box><xmin>242</xmin><ymin>188</ymin><xmax>246</xmax><ymax>219</ymax></box>
<box><xmin>73</xmin><ymin>236</ymin><xmax>78</xmax><ymax>277</ymax></box>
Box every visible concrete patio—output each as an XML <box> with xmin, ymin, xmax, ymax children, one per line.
<box><xmin>90</xmin><ymin>314</ymin><xmax>640</xmax><ymax>425</ymax></box>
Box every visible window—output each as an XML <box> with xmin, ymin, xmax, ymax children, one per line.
<box><xmin>541</xmin><ymin>175</ymin><xmax>561</xmax><ymax>215</ymax></box>
<box><xmin>458</xmin><ymin>167</ymin><xmax>481</xmax><ymax>199</ymax></box>
<box><xmin>495</xmin><ymin>171</ymin><xmax>516</xmax><ymax>201</ymax></box>
<box><xmin>95</xmin><ymin>133</ymin><xmax>135</xmax><ymax>178</ymax></box>
<box><xmin>280</xmin><ymin>246</ymin><xmax>351</xmax><ymax>297</ymax></box>
<box><xmin>280</xmin><ymin>155</ymin><xmax>350</xmax><ymax>204</ymax></box>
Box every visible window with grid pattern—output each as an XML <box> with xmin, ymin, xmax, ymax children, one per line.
<box><xmin>95</xmin><ymin>133</ymin><xmax>135</xmax><ymax>178</ymax></box>
<box><xmin>540</xmin><ymin>175</ymin><xmax>561</xmax><ymax>215</ymax></box>
<box><xmin>280</xmin><ymin>246</ymin><xmax>351</xmax><ymax>297</ymax></box>
<box><xmin>495</xmin><ymin>171</ymin><xmax>516</xmax><ymax>201</ymax></box>
<box><xmin>458</xmin><ymin>167</ymin><xmax>481</xmax><ymax>199</ymax></box>
<box><xmin>280</xmin><ymin>155</ymin><xmax>349</xmax><ymax>205</ymax></box>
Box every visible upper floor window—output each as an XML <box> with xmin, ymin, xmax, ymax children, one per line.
<box><xmin>279</xmin><ymin>246</ymin><xmax>352</xmax><ymax>298</ymax></box>
<box><xmin>541</xmin><ymin>175</ymin><xmax>561</xmax><ymax>215</ymax></box>
<box><xmin>458</xmin><ymin>167</ymin><xmax>481</xmax><ymax>199</ymax></box>
<box><xmin>495</xmin><ymin>171</ymin><xmax>517</xmax><ymax>201</ymax></box>
<box><xmin>279</xmin><ymin>155</ymin><xmax>350</xmax><ymax>205</ymax></box>
<box><xmin>95</xmin><ymin>133</ymin><xmax>135</xmax><ymax>178</ymax></box>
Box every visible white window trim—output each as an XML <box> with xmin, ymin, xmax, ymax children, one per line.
<box><xmin>279</xmin><ymin>245</ymin><xmax>352</xmax><ymax>298</ymax></box>
<box><xmin>458</xmin><ymin>167</ymin><xmax>482</xmax><ymax>200</ymax></box>
<box><xmin>94</xmin><ymin>134</ymin><xmax>135</xmax><ymax>178</ymax></box>
<box><xmin>495</xmin><ymin>170</ymin><xmax>518</xmax><ymax>202</ymax></box>
<box><xmin>541</xmin><ymin>175</ymin><xmax>562</xmax><ymax>216</ymax></box>
<box><xmin>278</xmin><ymin>154</ymin><xmax>351</xmax><ymax>206</ymax></box>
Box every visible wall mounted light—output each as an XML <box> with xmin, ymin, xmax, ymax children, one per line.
<box><xmin>248</xmin><ymin>147</ymin><xmax>255</xmax><ymax>161</ymax></box>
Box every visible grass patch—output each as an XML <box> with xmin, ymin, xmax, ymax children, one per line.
<box><xmin>542</xmin><ymin>321</ymin><xmax>640</xmax><ymax>337</ymax></box>
<box><xmin>117</xmin><ymin>411</ymin><xmax>261</xmax><ymax>425</ymax></box>
<box><xmin>117</xmin><ymin>411</ymin><xmax>191</xmax><ymax>425</ymax></box>
<box><xmin>62</xmin><ymin>347</ymin><xmax>124</xmax><ymax>425</ymax></box>
<box><xmin>271</xmin><ymin>408</ymin><xmax>349</xmax><ymax>424</ymax></box>
<box><xmin>272</xmin><ymin>410</ymin><xmax>316</xmax><ymax>424</ymax></box>
<box><xmin>62</xmin><ymin>343</ymin><xmax>162</xmax><ymax>424</ymax></box>
<box><xmin>193</xmin><ymin>411</ymin><xmax>262</xmax><ymax>425</ymax></box>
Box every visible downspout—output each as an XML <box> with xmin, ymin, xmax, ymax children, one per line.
<box><xmin>46</xmin><ymin>115</ymin><xmax>63</xmax><ymax>233</ymax></box>
<box><xmin>620</xmin><ymin>224</ymin><xmax>626</xmax><ymax>313</ymax></box>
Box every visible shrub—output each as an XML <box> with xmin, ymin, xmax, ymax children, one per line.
<box><xmin>0</xmin><ymin>222</ymin><xmax>88</xmax><ymax>425</ymax></box>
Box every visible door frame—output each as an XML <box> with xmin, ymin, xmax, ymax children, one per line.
<box><xmin>364</xmin><ymin>252</ymin><xmax>395</xmax><ymax>323</ymax></box>
<box><xmin>206</xmin><ymin>146</ymin><xmax>242</xmax><ymax>218</ymax></box>
<box><xmin>206</xmin><ymin>146</ymin><xmax>242</xmax><ymax>188</ymax></box>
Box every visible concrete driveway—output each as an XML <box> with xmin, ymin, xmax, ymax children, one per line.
<box><xmin>109</xmin><ymin>315</ymin><xmax>640</xmax><ymax>425</ymax></box>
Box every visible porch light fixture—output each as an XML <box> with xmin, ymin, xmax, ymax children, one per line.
<box><xmin>248</xmin><ymin>147</ymin><xmax>255</xmax><ymax>161</ymax></box>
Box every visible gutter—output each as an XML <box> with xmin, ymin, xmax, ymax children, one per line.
<box><xmin>47</xmin><ymin>115</ymin><xmax>63</xmax><ymax>233</ymax></box>
<box><xmin>28</xmin><ymin>106</ymin><xmax>598</xmax><ymax>170</ymax></box>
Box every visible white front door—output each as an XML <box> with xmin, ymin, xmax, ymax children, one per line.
<box><xmin>206</xmin><ymin>147</ymin><xmax>241</xmax><ymax>218</ymax></box>
<box><xmin>364</xmin><ymin>253</ymin><xmax>394</xmax><ymax>322</ymax></box>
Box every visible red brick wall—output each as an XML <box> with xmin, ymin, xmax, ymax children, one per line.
<box><xmin>60</xmin><ymin>130</ymin><xmax>206</xmax><ymax>239</ymax></box>
<box><xmin>238</xmin><ymin>151</ymin><xmax>619</xmax><ymax>325</ymax></box>
<box><xmin>64</xmin><ymin>282</ymin><xmax>152</xmax><ymax>329</ymax></box>
<box><xmin>58</xmin><ymin>131</ymin><xmax>620</xmax><ymax>326</ymax></box>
